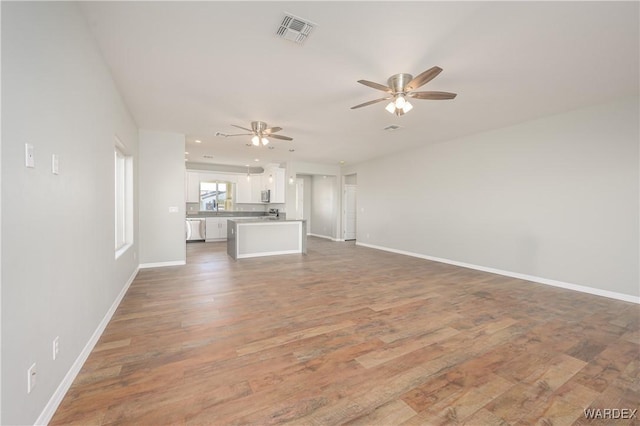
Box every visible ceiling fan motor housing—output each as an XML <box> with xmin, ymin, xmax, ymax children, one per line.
<box><xmin>388</xmin><ymin>73</ymin><xmax>413</xmax><ymax>93</ymax></box>
<box><xmin>251</xmin><ymin>121</ymin><xmax>268</xmax><ymax>133</ymax></box>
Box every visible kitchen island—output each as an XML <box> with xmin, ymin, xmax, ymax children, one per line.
<box><xmin>227</xmin><ymin>218</ymin><xmax>307</xmax><ymax>260</ymax></box>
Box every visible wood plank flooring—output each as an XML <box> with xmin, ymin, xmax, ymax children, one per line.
<box><xmin>51</xmin><ymin>238</ymin><xmax>639</xmax><ymax>425</ymax></box>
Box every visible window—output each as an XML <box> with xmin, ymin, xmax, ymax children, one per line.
<box><xmin>200</xmin><ymin>181</ymin><xmax>233</xmax><ymax>211</ymax></box>
<box><xmin>115</xmin><ymin>142</ymin><xmax>133</xmax><ymax>257</ymax></box>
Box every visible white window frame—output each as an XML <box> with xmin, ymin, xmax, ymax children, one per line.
<box><xmin>115</xmin><ymin>138</ymin><xmax>133</xmax><ymax>258</ymax></box>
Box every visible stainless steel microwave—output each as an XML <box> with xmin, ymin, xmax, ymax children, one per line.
<box><xmin>261</xmin><ymin>189</ymin><xmax>270</xmax><ymax>203</ymax></box>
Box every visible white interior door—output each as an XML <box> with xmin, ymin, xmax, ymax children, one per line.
<box><xmin>343</xmin><ymin>184</ymin><xmax>357</xmax><ymax>240</ymax></box>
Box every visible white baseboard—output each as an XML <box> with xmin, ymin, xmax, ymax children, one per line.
<box><xmin>308</xmin><ymin>233</ymin><xmax>342</xmax><ymax>242</ymax></box>
<box><xmin>238</xmin><ymin>249</ymin><xmax>302</xmax><ymax>259</ymax></box>
<box><xmin>356</xmin><ymin>242</ymin><xmax>639</xmax><ymax>304</ymax></box>
<box><xmin>139</xmin><ymin>260</ymin><xmax>186</xmax><ymax>269</ymax></box>
<box><xmin>35</xmin><ymin>266</ymin><xmax>139</xmax><ymax>425</ymax></box>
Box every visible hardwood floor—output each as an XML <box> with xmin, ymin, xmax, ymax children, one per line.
<box><xmin>51</xmin><ymin>238</ymin><xmax>639</xmax><ymax>425</ymax></box>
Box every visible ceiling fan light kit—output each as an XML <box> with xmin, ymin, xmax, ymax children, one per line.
<box><xmin>385</xmin><ymin>93</ymin><xmax>413</xmax><ymax>116</ymax></box>
<box><xmin>351</xmin><ymin>66</ymin><xmax>457</xmax><ymax>116</ymax></box>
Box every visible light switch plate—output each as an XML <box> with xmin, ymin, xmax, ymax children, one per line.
<box><xmin>52</xmin><ymin>154</ymin><xmax>59</xmax><ymax>174</ymax></box>
<box><xmin>168</xmin><ymin>206</ymin><xmax>179</xmax><ymax>213</ymax></box>
<box><xmin>25</xmin><ymin>144</ymin><xmax>35</xmax><ymax>168</ymax></box>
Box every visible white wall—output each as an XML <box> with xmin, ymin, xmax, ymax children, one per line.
<box><xmin>139</xmin><ymin>130</ymin><xmax>186</xmax><ymax>266</ymax></box>
<box><xmin>310</xmin><ymin>175</ymin><xmax>338</xmax><ymax>238</ymax></box>
<box><xmin>284</xmin><ymin>162</ymin><xmax>341</xmax><ymax>239</ymax></box>
<box><xmin>302</xmin><ymin>175</ymin><xmax>312</xmax><ymax>225</ymax></box>
<box><xmin>353</xmin><ymin>97</ymin><xmax>639</xmax><ymax>299</ymax></box>
<box><xmin>1</xmin><ymin>3</ymin><xmax>139</xmax><ymax>424</ymax></box>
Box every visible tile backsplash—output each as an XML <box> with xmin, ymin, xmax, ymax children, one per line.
<box><xmin>186</xmin><ymin>202</ymin><xmax>271</xmax><ymax>214</ymax></box>
<box><xmin>186</xmin><ymin>202</ymin><xmax>199</xmax><ymax>214</ymax></box>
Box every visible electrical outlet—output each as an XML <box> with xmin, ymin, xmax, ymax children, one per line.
<box><xmin>53</xmin><ymin>336</ymin><xmax>60</xmax><ymax>360</ymax></box>
<box><xmin>27</xmin><ymin>363</ymin><xmax>37</xmax><ymax>393</ymax></box>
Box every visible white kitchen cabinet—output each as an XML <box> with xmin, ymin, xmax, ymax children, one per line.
<box><xmin>236</xmin><ymin>175</ymin><xmax>265</xmax><ymax>204</ymax></box>
<box><xmin>186</xmin><ymin>171</ymin><xmax>200</xmax><ymax>203</ymax></box>
<box><xmin>253</xmin><ymin>176</ymin><xmax>265</xmax><ymax>202</ymax></box>
<box><xmin>236</xmin><ymin>177</ymin><xmax>252</xmax><ymax>204</ymax></box>
<box><xmin>272</xmin><ymin>168</ymin><xmax>286</xmax><ymax>203</ymax></box>
<box><xmin>205</xmin><ymin>217</ymin><xmax>228</xmax><ymax>241</ymax></box>
<box><xmin>263</xmin><ymin>167</ymin><xmax>286</xmax><ymax>203</ymax></box>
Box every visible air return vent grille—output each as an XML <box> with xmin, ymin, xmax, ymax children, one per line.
<box><xmin>276</xmin><ymin>13</ymin><xmax>315</xmax><ymax>44</ymax></box>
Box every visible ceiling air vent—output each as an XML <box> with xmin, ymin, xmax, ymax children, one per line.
<box><xmin>383</xmin><ymin>125</ymin><xmax>402</xmax><ymax>132</ymax></box>
<box><xmin>276</xmin><ymin>13</ymin><xmax>315</xmax><ymax>44</ymax></box>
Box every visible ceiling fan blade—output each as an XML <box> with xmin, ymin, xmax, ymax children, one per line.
<box><xmin>231</xmin><ymin>124</ymin><xmax>253</xmax><ymax>132</ymax></box>
<box><xmin>225</xmin><ymin>133</ymin><xmax>253</xmax><ymax>137</ymax></box>
<box><xmin>405</xmin><ymin>66</ymin><xmax>443</xmax><ymax>91</ymax></box>
<box><xmin>408</xmin><ymin>91</ymin><xmax>457</xmax><ymax>100</ymax></box>
<box><xmin>268</xmin><ymin>134</ymin><xmax>293</xmax><ymax>141</ymax></box>
<box><xmin>350</xmin><ymin>97</ymin><xmax>392</xmax><ymax>109</ymax></box>
<box><xmin>265</xmin><ymin>127</ymin><xmax>282</xmax><ymax>134</ymax></box>
<box><xmin>357</xmin><ymin>80</ymin><xmax>392</xmax><ymax>93</ymax></box>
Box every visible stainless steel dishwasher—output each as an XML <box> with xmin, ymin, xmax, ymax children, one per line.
<box><xmin>186</xmin><ymin>218</ymin><xmax>206</xmax><ymax>242</ymax></box>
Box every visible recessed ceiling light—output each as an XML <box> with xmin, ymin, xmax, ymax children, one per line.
<box><xmin>184</xmin><ymin>158</ymin><xmax>188</xmax><ymax>162</ymax></box>
<box><xmin>339</xmin><ymin>160</ymin><xmax>345</xmax><ymax>165</ymax></box>
<box><xmin>194</xmin><ymin>139</ymin><xmax>202</xmax><ymax>143</ymax></box>
<box><xmin>185</xmin><ymin>151</ymin><xmax>189</xmax><ymax>155</ymax></box>
<box><xmin>245</xmin><ymin>164</ymin><xmax>250</xmax><ymax>167</ymax></box>
<box><xmin>254</xmin><ymin>158</ymin><xmax>260</xmax><ymax>162</ymax></box>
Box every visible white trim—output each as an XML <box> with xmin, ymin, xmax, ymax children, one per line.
<box><xmin>238</xmin><ymin>249</ymin><xmax>302</xmax><ymax>259</ymax></box>
<box><xmin>356</xmin><ymin>242</ymin><xmax>640</xmax><ymax>305</ymax></box>
<box><xmin>139</xmin><ymin>260</ymin><xmax>186</xmax><ymax>269</ymax></box>
<box><xmin>114</xmin><ymin>242</ymin><xmax>133</xmax><ymax>260</ymax></box>
<box><xmin>36</xmin><ymin>267</ymin><xmax>139</xmax><ymax>425</ymax></box>
<box><xmin>308</xmin><ymin>233</ymin><xmax>336</xmax><ymax>241</ymax></box>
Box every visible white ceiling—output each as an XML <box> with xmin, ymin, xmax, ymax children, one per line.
<box><xmin>79</xmin><ymin>1</ymin><xmax>639</xmax><ymax>168</ymax></box>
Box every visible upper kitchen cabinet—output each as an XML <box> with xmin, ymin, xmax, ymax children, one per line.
<box><xmin>236</xmin><ymin>176</ymin><xmax>252</xmax><ymax>204</ymax></box>
<box><xmin>236</xmin><ymin>167</ymin><xmax>285</xmax><ymax>204</ymax></box>
<box><xmin>266</xmin><ymin>167</ymin><xmax>285</xmax><ymax>203</ymax></box>
<box><xmin>188</xmin><ymin>167</ymin><xmax>284</xmax><ymax>205</ymax></box>
<box><xmin>236</xmin><ymin>175</ymin><xmax>263</xmax><ymax>203</ymax></box>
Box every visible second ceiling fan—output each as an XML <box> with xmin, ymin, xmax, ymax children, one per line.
<box><xmin>351</xmin><ymin>66</ymin><xmax>457</xmax><ymax>116</ymax></box>
<box><xmin>219</xmin><ymin>121</ymin><xmax>293</xmax><ymax>146</ymax></box>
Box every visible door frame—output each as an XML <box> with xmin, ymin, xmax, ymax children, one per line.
<box><xmin>342</xmin><ymin>183</ymin><xmax>357</xmax><ymax>241</ymax></box>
